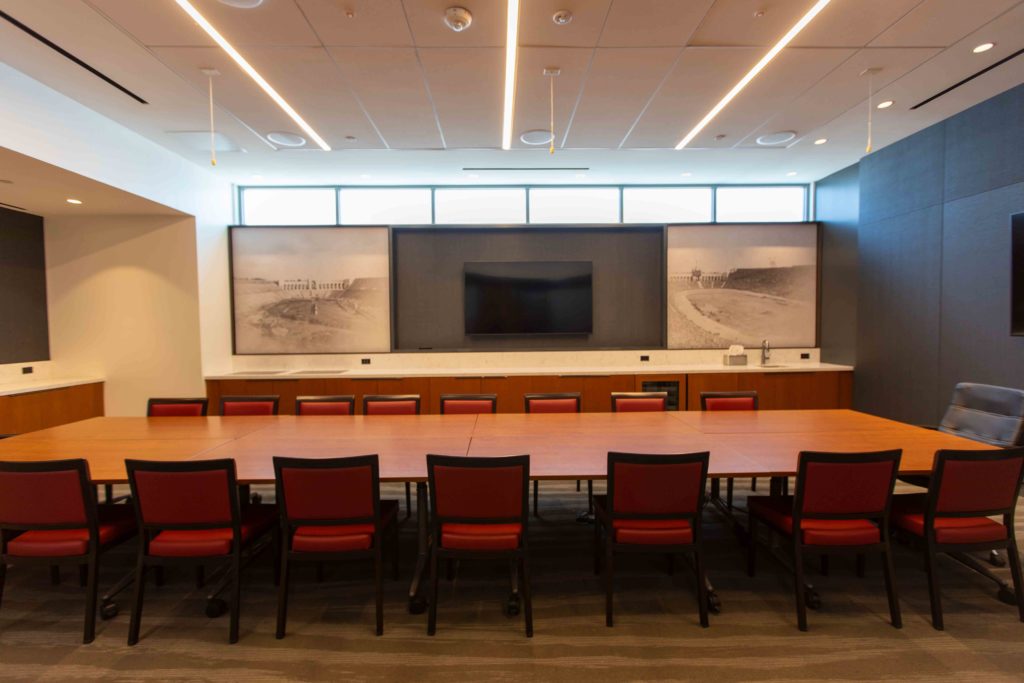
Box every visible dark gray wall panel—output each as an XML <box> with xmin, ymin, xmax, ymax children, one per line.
<box><xmin>816</xmin><ymin>163</ymin><xmax>859</xmax><ymax>366</ymax></box>
<box><xmin>393</xmin><ymin>227</ymin><xmax>664</xmax><ymax>351</ymax></box>
<box><xmin>859</xmin><ymin>124</ymin><xmax>945</xmax><ymax>225</ymax></box>
<box><xmin>855</xmin><ymin>206</ymin><xmax>942</xmax><ymax>424</ymax></box>
<box><xmin>939</xmin><ymin>181</ymin><xmax>1024</xmax><ymax>417</ymax></box>
<box><xmin>945</xmin><ymin>85</ymin><xmax>1024</xmax><ymax>203</ymax></box>
<box><xmin>0</xmin><ymin>206</ymin><xmax>50</xmax><ymax>364</ymax></box>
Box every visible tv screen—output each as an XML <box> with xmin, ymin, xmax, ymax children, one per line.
<box><xmin>1013</xmin><ymin>215</ymin><xmax>1024</xmax><ymax>336</ymax></box>
<box><xmin>464</xmin><ymin>261</ymin><xmax>593</xmax><ymax>335</ymax></box>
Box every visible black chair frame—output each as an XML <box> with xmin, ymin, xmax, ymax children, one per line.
<box><xmin>747</xmin><ymin>450</ymin><xmax>903</xmax><ymax>632</ymax></box>
<box><xmin>595</xmin><ymin>451</ymin><xmax>711</xmax><ymax>628</ymax></box>
<box><xmin>426</xmin><ymin>454</ymin><xmax>533</xmax><ymax>637</ymax></box>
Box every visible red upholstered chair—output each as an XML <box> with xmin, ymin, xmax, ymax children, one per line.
<box><xmin>220</xmin><ymin>395</ymin><xmax>279</xmax><ymax>416</ymax></box>
<box><xmin>700</xmin><ymin>391</ymin><xmax>759</xmax><ymax>507</ymax></box>
<box><xmin>593</xmin><ymin>451</ymin><xmax>711</xmax><ymax>628</ymax></box>
<box><xmin>426</xmin><ymin>454</ymin><xmax>532</xmax><ymax>637</ymax></box>
<box><xmin>440</xmin><ymin>394</ymin><xmax>497</xmax><ymax>415</ymax></box>
<box><xmin>363</xmin><ymin>395</ymin><xmax>421</xmax><ymax>518</ymax></box>
<box><xmin>891</xmin><ymin>448</ymin><xmax>1024</xmax><ymax>630</ymax></box>
<box><xmin>747</xmin><ymin>450</ymin><xmax>903</xmax><ymax>631</ymax></box>
<box><xmin>295</xmin><ymin>395</ymin><xmax>355</xmax><ymax>416</ymax></box>
<box><xmin>147</xmin><ymin>398</ymin><xmax>209</xmax><ymax>417</ymax></box>
<box><xmin>525</xmin><ymin>393</ymin><xmax>583</xmax><ymax>517</ymax></box>
<box><xmin>273</xmin><ymin>455</ymin><xmax>399</xmax><ymax>638</ymax></box>
<box><xmin>0</xmin><ymin>459</ymin><xmax>136</xmax><ymax>643</ymax></box>
<box><xmin>611</xmin><ymin>391</ymin><xmax>667</xmax><ymax>412</ymax></box>
<box><xmin>125</xmin><ymin>458</ymin><xmax>278</xmax><ymax>645</ymax></box>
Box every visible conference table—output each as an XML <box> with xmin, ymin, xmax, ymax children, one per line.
<box><xmin>0</xmin><ymin>409</ymin><xmax>991</xmax><ymax>611</ymax></box>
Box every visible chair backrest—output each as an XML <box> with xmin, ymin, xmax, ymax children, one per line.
<box><xmin>363</xmin><ymin>394</ymin><xmax>420</xmax><ymax>416</ymax></box>
<box><xmin>296</xmin><ymin>395</ymin><xmax>355</xmax><ymax>416</ymax></box>
<box><xmin>607</xmin><ymin>452</ymin><xmax>709</xmax><ymax>525</ymax></box>
<box><xmin>939</xmin><ymin>383</ymin><xmax>1024</xmax><ymax>447</ymax></box>
<box><xmin>427</xmin><ymin>454</ymin><xmax>529</xmax><ymax>527</ymax></box>
<box><xmin>700</xmin><ymin>391</ymin><xmax>758</xmax><ymax>411</ymax></box>
<box><xmin>794</xmin><ymin>450</ymin><xmax>902</xmax><ymax>523</ymax></box>
<box><xmin>274</xmin><ymin>455</ymin><xmax>379</xmax><ymax>528</ymax></box>
<box><xmin>524</xmin><ymin>393</ymin><xmax>581</xmax><ymax>413</ymax></box>
<box><xmin>126</xmin><ymin>459</ymin><xmax>239</xmax><ymax>531</ymax></box>
<box><xmin>0</xmin><ymin>460</ymin><xmax>96</xmax><ymax>540</ymax></box>
<box><xmin>147</xmin><ymin>398</ymin><xmax>209</xmax><ymax>417</ymax></box>
<box><xmin>611</xmin><ymin>391</ymin><xmax>667</xmax><ymax>412</ymax></box>
<box><xmin>220</xmin><ymin>395</ymin><xmax>279</xmax><ymax>416</ymax></box>
<box><xmin>928</xmin><ymin>448</ymin><xmax>1024</xmax><ymax>519</ymax></box>
<box><xmin>440</xmin><ymin>394</ymin><xmax>497</xmax><ymax>415</ymax></box>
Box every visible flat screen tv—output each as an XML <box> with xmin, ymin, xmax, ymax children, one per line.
<box><xmin>464</xmin><ymin>261</ymin><xmax>593</xmax><ymax>335</ymax></box>
<box><xmin>1013</xmin><ymin>214</ymin><xmax>1024</xmax><ymax>336</ymax></box>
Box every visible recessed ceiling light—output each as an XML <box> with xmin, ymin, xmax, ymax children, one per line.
<box><xmin>66</xmin><ymin>198</ymin><xmax>83</xmax><ymax>204</ymax></box>
<box><xmin>973</xmin><ymin>42</ymin><xmax>995</xmax><ymax>54</ymax></box>
<box><xmin>876</xmin><ymin>100</ymin><xmax>894</xmax><ymax>109</ymax></box>
<box><xmin>814</xmin><ymin>138</ymin><xmax>828</xmax><ymax>145</ymax></box>
<box><xmin>676</xmin><ymin>0</ymin><xmax>832</xmax><ymax>149</ymax></box>
<box><xmin>786</xmin><ymin>171</ymin><xmax>798</xmax><ymax>177</ymax></box>
<box><xmin>174</xmin><ymin>0</ymin><xmax>330</xmax><ymax>151</ymax></box>
<box><xmin>216</xmin><ymin>0</ymin><xmax>264</xmax><ymax>7</ymax></box>
<box><xmin>266</xmin><ymin>131</ymin><xmax>306</xmax><ymax>147</ymax></box>
<box><xmin>501</xmin><ymin>0</ymin><xmax>522</xmax><ymax>150</ymax></box>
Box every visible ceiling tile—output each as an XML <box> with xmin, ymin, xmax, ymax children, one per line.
<box><xmin>792</xmin><ymin>0</ymin><xmax>921</xmax><ymax>47</ymax></box>
<box><xmin>598</xmin><ymin>0</ymin><xmax>714</xmax><ymax>47</ymax></box>
<box><xmin>327</xmin><ymin>47</ymin><xmax>443</xmax><ymax>148</ymax></box>
<box><xmin>509</xmin><ymin>47</ymin><xmax>592</xmax><ymax>149</ymax></box>
<box><xmin>688</xmin><ymin>0</ymin><xmax>821</xmax><ymax>47</ymax></box>
<box><xmin>417</xmin><ymin>47</ymin><xmax>504</xmax><ymax>147</ymax></box>
<box><xmin>401</xmin><ymin>0</ymin><xmax>505</xmax><ymax>47</ymax></box>
<box><xmin>870</xmin><ymin>0</ymin><xmax>1020</xmax><ymax>47</ymax></box>
<box><xmin>519</xmin><ymin>0</ymin><xmax>612</xmax><ymax>48</ymax></box>
<box><xmin>563</xmin><ymin>47</ymin><xmax>680</xmax><ymax>148</ymax></box>
<box><xmin>295</xmin><ymin>0</ymin><xmax>414</xmax><ymax>47</ymax></box>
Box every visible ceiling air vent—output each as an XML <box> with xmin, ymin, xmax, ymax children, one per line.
<box><xmin>912</xmin><ymin>46</ymin><xmax>1024</xmax><ymax>110</ymax></box>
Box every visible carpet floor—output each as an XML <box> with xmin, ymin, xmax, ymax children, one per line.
<box><xmin>2</xmin><ymin>481</ymin><xmax>1024</xmax><ymax>682</ymax></box>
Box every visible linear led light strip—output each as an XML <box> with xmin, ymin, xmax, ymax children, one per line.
<box><xmin>173</xmin><ymin>0</ymin><xmax>331</xmax><ymax>151</ymax></box>
<box><xmin>675</xmin><ymin>0</ymin><xmax>832</xmax><ymax>150</ymax></box>
<box><xmin>501</xmin><ymin>0</ymin><xmax>521</xmax><ymax>150</ymax></box>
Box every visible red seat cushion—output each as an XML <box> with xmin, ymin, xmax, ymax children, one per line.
<box><xmin>891</xmin><ymin>494</ymin><xmax>1008</xmax><ymax>544</ymax></box>
<box><xmin>527</xmin><ymin>398</ymin><xmax>578</xmax><ymax>414</ymax></box>
<box><xmin>291</xmin><ymin>499</ymin><xmax>398</xmax><ymax>553</ymax></box>
<box><xmin>443</xmin><ymin>399</ymin><xmax>494</xmax><ymax>415</ymax></box>
<box><xmin>147</xmin><ymin>504</ymin><xmax>277</xmax><ymax>557</ymax></box>
<box><xmin>149</xmin><ymin>403</ymin><xmax>205</xmax><ymax>417</ymax></box>
<box><xmin>749</xmin><ymin>496</ymin><xmax>881</xmax><ymax>546</ymax></box>
<box><xmin>441</xmin><ymin>522</ymin><xmax>522</xmax><ymax>551</ymax></box>
<box><xmin>298</xmin><ymin>401</ymin><xmax>352</xmax><ymax>416</ymax></box>
<box><xmin>592</xmin><ymin>495</ymin><xmax>693</xmax><ymax>545</ymax></box>
<box><xmin>704</xmin><ymin>397</ymin><xmax>755</xmax><ymax>411</ymax></box>
<box><xmin>6</xmin><ymin>504</ymin><xmax>137</xmax><ymax>558</ymax></box>
<box><xmin>614</xmin><ymin>397</ymin><xmax>665</xmax><ymax>412</ymax></box>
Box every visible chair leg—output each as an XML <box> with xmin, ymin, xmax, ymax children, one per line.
<box><xmin>446</xmin><ymin>559</ymin><xmax>455</xmax><ymax>581</ymax></box>
<box><xmin>747</xmin><ymin>515</ymin><xmax>758</xmax><ymax>577</ymax></box>
<box><xmin>924</xmin><ymin>541</ymin><xmax>944</xmax><ymax>630</ymax></box>
<box><xmin>751</xmin><ymin>477</ymin><xmax>757</xmax><ymax>492</ymax></box>
<box><xmin>50</xmin><ymin>565</ymin><xmax>60</xmax><ymax>585</ymax></box>
<box><xmin>0</xmin><ymin>557</ymin><xmax>6</xmax><ymax>610</ymax></box>
<box><xmin>272</xmin><ymin>529</ymin><xmax>281</xmax><ymax>587</ymax></box>
<box><xmin>1005</xmin><ymin>540</ymin><xmax>1024</xmax><ymax>623</ymax></box>
<box><xmin>793</xmin><ymin>543</ymin><xmax>808</xmax><ymax>632</ymax></box>
<box><xmin>576</xmin><ymin>480</ymin><xmax>581</xmax><ymax>491</ymax></box>
<box><xmin>593</xmin><ymin>518</ymin><xmax>602</xmax><ymax>575</ymax></box>
<box><xmin>229</xmin><ymin>554</ymin><xmax>241</xmax><ymax>644</ymax></box>
<box><xmin>695</xmin><ymin>549</ymin><xmax>709</xmax><ymax>628</ymax></box>
<box><xmin>374</xmin><ymin>547</ymin><xmax>384</xmax><ymax>636</ymax></box>
<box><xmin>154</xmin><ymin>566</ymin><xmax>165</xmax><ymax>587</ymax></box>
<box><xmin>881</xmin><ymin>546</ymin><xmax>902</xmax><ymax>629</ymax></box>
<box><xmin>79</xmin><ymin>564</ymin><xmax>88</xmax><ymax>588</ymax></box>
<box><xmin>405</xmin><ymin>482</ymin><xmax>413</xmax><ymax>519</ymax></box>
<box><xmin>533</xmin><ymin>480</ymin><xmax>539</xmax><ymax>518</ymax></box>
<box><xmin>427</xmin><ymin>548</ymin><xmax>439</xmax><ymax>636</ymax></box>
<box><xmin>391</xmin><ymin>525</ymin><xmax>401</xmax><ymax>581</ymax></box>
<box><xmin>587</xmin><ymin>480</ymin><xmax>594</xmax><ymax>513</ymax></box>
<box><xmin>726</xmin><ymin>478</ymin><xmax>734</xmax><ymax>510</ymax></box>
<box><xmin>83</xmin><ymin>555</ymin><xmax>99</xmax><ymax>644</ymax></box>
<box><xmin>275</xmin><ymin>553</ymin><xmax>290</xmax><ymax>640</ymax></box>
<box><xmin>667</xmin><ymin>554</ymin><xmax>675</xmax><ymax>576</ymax></box>
<box><xmin>604</xmin><ymin>542</ymin><xmax>615</xmax><ymax>627</ymax></box>
<box><xmin>195</xmin><ymin>565</ymin><xmax>205</xmax><ymax>589</ymax></box>
<box><xmin>520</xmin><ymin>555</ymin><xmax>533</xmax><ymax>638</ymax></box>
<box><xmin>819</xmin><ymin>555</ymin><xmax>829</xmax><ymax>576</ymax></box>
<box><xmin>127</xmin><ymin>557</ymin><xmax>147</xmax><ymax>646</ymax></box>
<box><xmin>856</xmin><ymin>553</ymin><xmax>866</xmax><ymax>578</ymax></box>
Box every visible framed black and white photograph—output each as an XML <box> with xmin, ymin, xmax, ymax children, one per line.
<box><xmin>230</xmin><ymin>226</ymin><xmax>391</xmax><ymax>354</ymax></box>
<box><xmin>667</xmin><ymin>223</ymin><xmax>818</xmax><ymax>349</ymax></box>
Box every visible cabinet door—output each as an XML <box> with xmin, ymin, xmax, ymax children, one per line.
<box><xmin>579</xmin><ymin>375</ymin><xmax>636</xmax><ymax>412</ymax></box>
<box><xmin>429</xmin><ymin>377</ymin><xmax>484</xmax><ymax>413</ymax></box>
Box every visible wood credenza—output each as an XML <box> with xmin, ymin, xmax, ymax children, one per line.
<box><xmin>0</xmin><ymin>381</ymin><xmax>105</xmax><ymax>434</ymax></box>
<box><xmin>206</xmin><ymin>371</ymin><xmax>852</xmax><ymax>415</ymax></box>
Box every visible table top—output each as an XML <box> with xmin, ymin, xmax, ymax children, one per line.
<box><xmin>0</xmin><ymin>410</ymin><xmax>991</xmax><ymax>484</ymax></box>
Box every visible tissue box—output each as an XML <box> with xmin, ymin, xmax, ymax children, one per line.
<box><xmin>723</xmin><ymin>354</ymin><xmax>748</xmax><ymax>366</ymax></box>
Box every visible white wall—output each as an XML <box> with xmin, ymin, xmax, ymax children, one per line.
<box><xmin>44</xmin><ymin>214</ymin><xmax>205</xmax><ymax>415</ymax></box>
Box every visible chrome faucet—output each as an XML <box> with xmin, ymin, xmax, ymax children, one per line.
<box><xmin>761</xmin><ymin>339</ymin><xmax>771</xmax><ymax>366</ymax></box>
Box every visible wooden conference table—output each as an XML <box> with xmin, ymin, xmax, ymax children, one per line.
<box><xmin>0</xmin><ymin>409</ymin><xmax>990</xmax><ymax>610</ymax></box>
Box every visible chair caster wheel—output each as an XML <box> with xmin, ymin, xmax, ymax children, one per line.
<box><xmin>504</xmin><ymin>593</ymin><xmax>521</xmax><ymax>617</ymax></box>
<box><xmin>997</xmin><ymin>586</ymin><xmax>1017</xmax><ymax>605</ymax></box>
<box><xmin>408</xmin><ymin>596</ymin><xmax>427</xmax><ymax>614</ymax></box>
<box><xmin>707</xmin><ymin>591</ymin><xmax>721</xmax><ymax>615</ymax></box>
<box><xmin>205</xmin><ymin>598</ymin><xmax>228</xmax><ymax>618</ymax></box>
<box><xmin>989</xmin><ymin>551</ymin><xmax>1007</xmax><ymax>568</ymax></box>
<box><xmin>251</xmin><ymin>492</ymin><xmax>263</xmax><ymax>504</ymax></box>
<box><xmin>99</xmin><ymin>601</ymin><xmax>118</xmax><ymax>620</ymax></box>
<box><xmin>805</xmin><ymin>589</ymin><xmax>822</xmax><ymax>610</ymax></box>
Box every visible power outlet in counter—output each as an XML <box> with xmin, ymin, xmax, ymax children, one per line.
<box><xmin>22</xmin><ymin>366</ymin><xmax>33</xmax><ymax>374</ymax></box>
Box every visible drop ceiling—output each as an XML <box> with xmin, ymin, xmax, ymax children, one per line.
<box><xmin>0</xmin><ymin>0</ymin><xmax>1021</xmax><ymax>184</ymax></box>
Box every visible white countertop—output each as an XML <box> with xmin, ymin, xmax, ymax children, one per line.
<box><xmin>0</xmin><ymin>377</ymin><xmax>104</xmax><ymax>397</ymax></box>
<box><xmin>207</xmin><ymin>362</ymin><xmax>853</xmax><ymax>381</ymax></box>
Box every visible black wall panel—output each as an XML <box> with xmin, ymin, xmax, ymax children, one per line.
<box><xmin>0</xmin><ymin>206</ymin><xmax>50</xmax><ymax>364</ymax></box>
<box><xmin>392</xmin><ymin>226</ymin><xmax>664</xmax><ymax>351</ymax></box>
<box><xmin>944</xmin><ymin>86</ymin><xmax>1024</xmax><ymax>203</ymax></box>
<box><xmin>859</xmin><ymin>124</ymin><xmax>945</xmax><ymax>225</ymax></box>
<box><xmin>815</xmin><ymin>163</ymin><xmax>859</xmax><ymax>366</ymax></box>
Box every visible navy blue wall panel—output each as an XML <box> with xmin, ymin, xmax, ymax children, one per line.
<box><xmin>815</xmin><ymin>163</ymin><xmax>859</xmax><ymax>366</ymax></box>
<box><xmin>859</xmin><ymin>124</ymin><xmax>945</xmax><ymax>225</ymax></box>
<box><xmin>945</xmin><ymin>86</ymin><xmax>1024</xmax><ymax>203</ymax></box>
<box><xmin>0</xmin><ymin>206</ymin><xmax>50</xmax><ymax>364</ymax></box>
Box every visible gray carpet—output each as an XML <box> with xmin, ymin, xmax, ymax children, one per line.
<box><xmin>2</xmin><ymin>481</ymin><xmax>1024</xmax><ymax>682</ymax></box>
